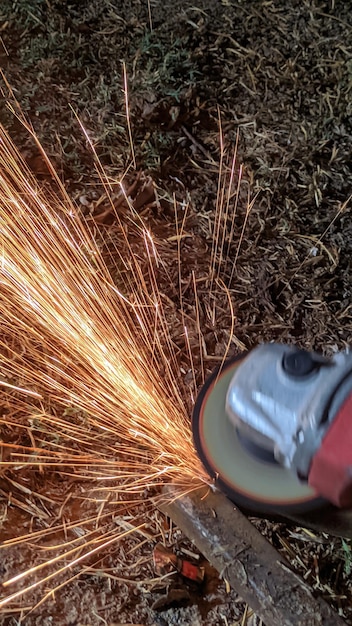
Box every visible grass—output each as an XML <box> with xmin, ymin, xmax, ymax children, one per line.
<box><xmin>341</xmin><ymin>539</ymin><xmax>352</xmax><ymax>577</ymax></box>
<box><xmin>136</xmin><ymin>32</ymin><xmax>200</xmax><ymax>101</ymax></box>
<box><xmin>1</xmin><ymin>0</ymin><xmax>352</xmax><ymax>623</ymax></box>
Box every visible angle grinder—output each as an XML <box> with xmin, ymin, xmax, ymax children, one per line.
<box><xmin>192</xmin><ymin>343</ymin><xmax>352</xmax><ymax>516</ymax></box>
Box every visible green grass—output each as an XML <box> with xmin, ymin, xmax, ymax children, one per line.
<box><xmin>341</xmin><ymin>539</ymin><xmax>352</xmax><ymax>577</ymax></box>
<box><xmin>135</xmin><ymin>32</ymin><xmax>200</xmax><ymax>101</ymax></box>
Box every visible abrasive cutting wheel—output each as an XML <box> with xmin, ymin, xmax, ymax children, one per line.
<box><xmin>192</xmin><ymin>354</ymin><xmax>326</xmax><ymax>516</ymax></box>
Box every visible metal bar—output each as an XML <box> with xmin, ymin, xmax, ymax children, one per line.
<box><xmin>160</xmin><ymin>486</ymin><xmax>346</xmax><ymax>626</ymax></box>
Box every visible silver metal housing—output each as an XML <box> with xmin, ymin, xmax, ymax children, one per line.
<box><xmin>225</xmin><ymin>343</ymin><xmax>352</xmax><ymax>477</ymax></box>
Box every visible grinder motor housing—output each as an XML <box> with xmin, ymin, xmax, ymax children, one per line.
<box><xmin>226</xmin><ymin>344</ymin><xmax>352</xmax><ymax>508</ymax></box>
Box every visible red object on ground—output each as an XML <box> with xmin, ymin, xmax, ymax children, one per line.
<box><xmin>153</xmin><ymin>542</ymin><xmax>204</xmax><ymax>582</ymax></box>
<box><xmin>309</xmin><ymin>393</ymin><xmax>352</xmax><ymax>507</ymax></box>
<box><xmin>180</xmin><ymin>559</ymin><xmax>203</xmax><ymax>581</ymax></box>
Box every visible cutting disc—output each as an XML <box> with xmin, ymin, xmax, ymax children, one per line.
<box><xmin>192</xmin><ymin>354</ymin><xmax>326</xmax><ymax>515</ymax></box>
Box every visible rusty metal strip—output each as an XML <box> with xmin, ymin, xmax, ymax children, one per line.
<box><xmin>160</xmin><ymin>486</ymin><xmax>346</xmax><ymax>626</ymax></box>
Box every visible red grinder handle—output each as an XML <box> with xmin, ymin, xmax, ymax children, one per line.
<box><xmin>309</xmin><ymin>393</ymin><xmax>352</xmax><ymax>508</ymax></box>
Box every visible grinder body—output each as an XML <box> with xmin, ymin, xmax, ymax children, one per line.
<box><xmin>192</xmin><ymin>344</ymin><xmax>352</xmax><ymax>513</ymax></box>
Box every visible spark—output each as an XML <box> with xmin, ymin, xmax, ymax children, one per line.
<box><xmin>0</xmin><ymin>120</ymin><xmax>207</xmax><ymax>608</ymax></box>
<box><xmin>0</xmin><ymin>105</ymin><xmax>253</xmax><ymax>609</ymax></box>
<box><xmin>123</xmin><ymin>61</ymin><xmax>136</xmax><ymax>170</ymax></box>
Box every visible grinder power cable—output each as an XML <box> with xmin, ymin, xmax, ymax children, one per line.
<box><xmin>192</xmin><ymin>343</ymin><xmax>352</xmax><ymax>516</ymax></box>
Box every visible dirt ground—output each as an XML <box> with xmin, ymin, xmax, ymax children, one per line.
<box><xmin>1</xmin><ymin>0</ymin><xmax>352</xmax><ymax>624</ymax></box>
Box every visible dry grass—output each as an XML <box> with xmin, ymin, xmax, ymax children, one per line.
<box><xmin>0</xmin><ymin>0</ymin><xmax>352</xmax><ymax>623</ymax></box>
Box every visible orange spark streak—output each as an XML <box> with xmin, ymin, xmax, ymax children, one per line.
<box><xmin>0</xmin><ymin>108</ymin><xmax>254</xmax><ymax>609</ymax></box>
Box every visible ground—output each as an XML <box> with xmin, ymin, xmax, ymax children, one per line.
<box><xmin>0</xmin><ymin>0</ymin><xmax>352</xmax><ymax>624</ymax></box>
